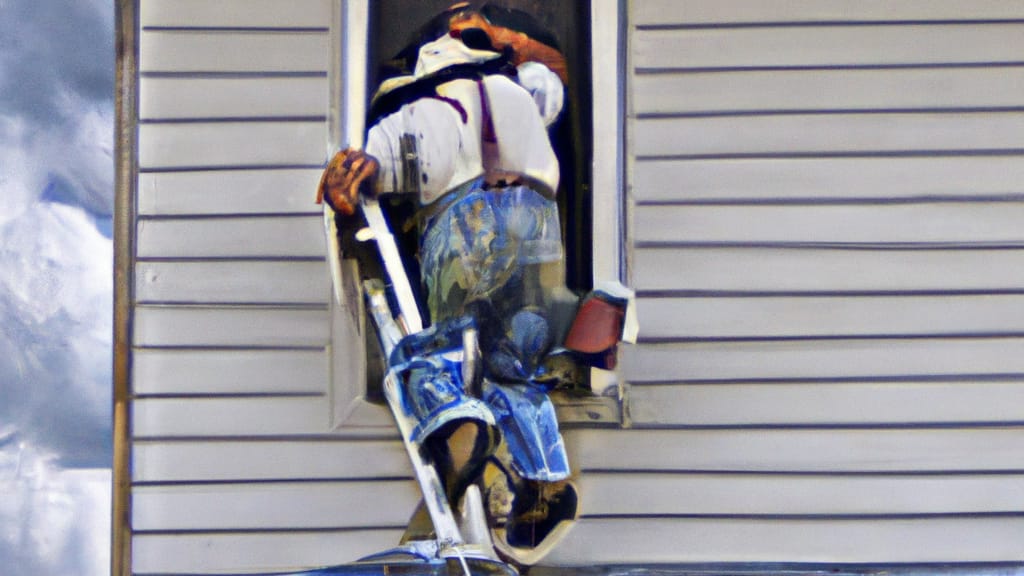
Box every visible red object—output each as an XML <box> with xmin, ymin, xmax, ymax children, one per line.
<box><xmin>564</xmin><ymin>294</ymin><xmax>625</xmax><ymax>355</ymax></box>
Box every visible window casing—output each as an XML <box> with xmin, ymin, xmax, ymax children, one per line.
<box><xmin>329</xmin><ymin>0</ymin><xmax>626</xmax><ymax>430</ymax></box>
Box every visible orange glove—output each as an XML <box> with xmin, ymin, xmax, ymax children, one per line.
<box><xmin>316</xmin><ymin>148</ymin><xmax>380</xmax><ymax>216</ymax></box>
<box><xmin>449</xmin><ymin>12</ymin><xmax>568</xmax><ymax>85</ymax></box>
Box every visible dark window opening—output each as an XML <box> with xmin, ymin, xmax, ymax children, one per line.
<box><xmin>368</xmin><ymin>0</ymin><xmax>593</xmax><ymax>294</ymax></box>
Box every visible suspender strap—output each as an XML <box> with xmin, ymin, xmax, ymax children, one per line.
<box><xmin>477</xmin><ymin>79</ymin><xmax>497</xmax><ymax>145</ymax></box>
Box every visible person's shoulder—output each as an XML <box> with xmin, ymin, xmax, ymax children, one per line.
<box><xmin>481</xmin><ymin>73</ymin><xmax>533</xmax><ymax>101</ymax></box>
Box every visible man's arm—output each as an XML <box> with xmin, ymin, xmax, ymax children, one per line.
<box><xmin>516</xmin><ymin>61</ymin><xmax>564</xmax><ymax>127</ymax></box>
<box><xmin>316</xmin><ymin>148</ymin><xmax>379</xmax><ymax>216</ymax></box>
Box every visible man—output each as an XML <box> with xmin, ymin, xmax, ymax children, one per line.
<box><xmin>318</xmin><ymin>4</ymin><xmax>578</xmax><ymax>560</ymax></box>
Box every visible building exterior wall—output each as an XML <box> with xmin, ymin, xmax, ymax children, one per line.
<box><xmin>602</xmin><ymin>0</ymin><xmax>1024</xmax><ymax>566</ymax></box>
<box><xmin>122</xmin><ymin>1</ymin><xmax>412</xmax><ymax>573</ymax></box>
<box><xmin>118</xmin><ymin>1</ymin><xmax>1024</xmax><ymax>574</ymax></box>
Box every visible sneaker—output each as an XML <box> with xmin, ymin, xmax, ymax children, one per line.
<box><xmin>492</xmin><ymin>480</ymin><xmax>579</xmax><ymax>566</ymax></box>
<box><xmin>506</xmin><ymin>480</ymin><xmax>577</xmax><ymax>548</ymax></box>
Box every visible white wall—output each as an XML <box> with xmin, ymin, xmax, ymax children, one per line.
<box><xmin>577</xmin><ymin>0</ymin><xmax>1024</xmax><ymax>566</ymax></box>
<box><xmin>129</xmin><ymin>1</ymin><xmax>416</xmax><ymax>573</ymax></box>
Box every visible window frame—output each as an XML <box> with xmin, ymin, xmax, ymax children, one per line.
<box><xmin>329</xmin><ymin>0</ymin><xmax>627</xmax><ymax>430</ymax></box>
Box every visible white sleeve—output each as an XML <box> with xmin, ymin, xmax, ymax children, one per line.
<box><xmin>516</xmin><ymin>61</ymin><xmax>565</xmax><ymax>127</ymax></box>
<box><xmin>365</xmin><ymin>112</ymin><xmax>402</xmax><ymax>194</ymax></box>
<box><xmin>365</xmin><ymin>98</ymin><xmax>465</xmax><ymax>203</ymax></box>
<box><xmin>484</xmin><ymin>74</ymin><xmax>560</xmax><ymax>196</ymax></box>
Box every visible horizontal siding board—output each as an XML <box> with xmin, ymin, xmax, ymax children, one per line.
<box><xmin>137</xmin><ymin>121</ymin><xmax>326</xmax><ymax>170</ymax></box>
<box><xmin>137</xmin><ymin>392</ymin><xmax>934</xmax><ymax>440</ymax></box>
<box><xmin>140</xmin><ymin>0</ymin><xmax>331</xmax><ymax>28</ymax></box>
<box><xmin>632</xmin><ymin>156</ymin><xmax>1024</xmax><ymax>203</ymax></box>
<box><xmin>581</xmin><ymin>473</ymin><xmax>1024</xmax><ymax>516</ymax></box>
<box><xmin>139</xmin><ymin>30</ymin><xmax>327</xmax><ymax>73</ymax></box>
<box><xmin>132</xmin><ymin>349</ymin><xmax>326</xmax><ymax>395</ymax></box>
<box><xmin>632</xmin><ymin>0</ymin><xmax>1024</xmax><ymax>26</ymax></box>
<box><xmin>131</xmin><ymin>400</ymin><xmax>391</xmax><ymax>438</ymax></box>
<box><xmin>132</xmin><ymin>473</ymin><xmax>1024</xmax><ymax>535</ymax></box>
<box><xmin>621</xmin><ymin>338</ymin><xmax>1024</xmax><ymax>382</ymax></box>
<box><xmin>638</xmin><ymin>295</ymin><xmax>1024</xmax><ymax>340</ymax></box>
<box><xmin>132</xmin><ymin>397</ymin><xmax>332</xmax><ymax>437</ymax></box>
<box><xmin>131</xmin><ymin>530</ymin><xmax>403</xmax><ymax>575</ymax></box>
<box><xmin>129</xmin><ymin>519</ymin><xmax>1022</xmax><ymax>573</ymax></box>
<box><xmin>635</xmin><ymin>248</ymin><xmax>1024</xmax><ymax>292</ymax></box>
<box><xmin>135</xmin><ymin>260</ymin><xmax>328</xmax><ymax>304</ymax></box>
<box><xmin>136</xmin><ymin>216</ymin><xmax>324</xmax><ymax>258</ymax></box>
<box><xmin>629</xmin><ymin>381</ymin><xmax>1024</xmax><ymax>426</ymax></box>
<box><xmin>633</xmin><ymin>25</ymin><xmax>1024</xmax><ymax>70</ymax></box>
<box><xmin>634</xmin><ymin>112</ymin><xmax>1024</xmax><ymax>158</ymax></box>
<box><xmin>636</xmin><ymin>203</ymin><xmax>1024</xmax><ymax>245</ymax></box>
<box><xmin>137</xmin><ymin>169</ymin><xmax>323</xmax><ymax>216</ymax></box>
<box><xmin>132</xmin><ymin>440</ymin><xmax>409</xmax><ymax>482</ymax></box>
<box><xmin>140</xmin><ymin>76</ymin><xmax>327</xmax><ymax>120</ymax></box>
<box><xmin>133</xmin><ymin>481</ymin><xmax>418</xmax><ymax>530</ymax></box>
<box><xmin>566</xmin><ymin>428</ymin><xmax>1024</xmax><ymax>472</ymax></box>
<box><xmin>545</xmin><ymin>517</ymin><xmax>1024</xmax><ymax>565</ymax></box>
<box><xmin>634</xmin><ymin>67</ymin><xmax>1024</xmax><ymax>115</ymax></box>
<box><xmin>133</xmin><ymin>306</ymin><xmax>329</xmax><ymax>347</ymax></box>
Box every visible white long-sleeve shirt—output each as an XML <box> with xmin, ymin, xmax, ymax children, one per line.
<box><xmin>366</xmin><ymin>70</ymin><xmax>561</xmax><ymax>205</ymax></box>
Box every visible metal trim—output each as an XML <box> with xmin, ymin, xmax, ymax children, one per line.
<box><xmin>112</xmin><ymin>0</ymin><xmax>139</xmax><ymax>574</ymax></box>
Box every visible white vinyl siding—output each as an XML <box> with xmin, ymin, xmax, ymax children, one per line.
<box><xmin>128</xmin><ymin>2</ymin><xmax>401</xmax><ymax>574</ymax></box>
<box><xmin>138</xmin><ymin>169</ymin><xmax>324</xmax><ymax>215</ymax></box>
<box><xmin>139</xmin><ymin>32</ymin><xmax>327</xmax><ymax>74</ymax></box>
<box><xmin>125</xmin><ymin>0</ymin><xmax>1024</xmax><ymax>573</ymax></box>
<box><xmin>588</xmin><ymin>0</ymin><xmax>1024</xmax><ymax>567</ymax></box>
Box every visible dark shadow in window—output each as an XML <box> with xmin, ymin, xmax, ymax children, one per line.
<box><xmin>368</xmin><ymin>1</ymin><xmax>593</xmax><ymax>293</ymax></box>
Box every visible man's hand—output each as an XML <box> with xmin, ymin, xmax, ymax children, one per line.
<box><xmin>316</xmin><ymin>148</ymin><xmax>380</xmax><ymax>216</ymax></box>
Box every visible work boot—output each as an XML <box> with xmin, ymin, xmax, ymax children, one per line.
<box><xmin>505</xmin><ymin>479</ymin><xmax>578</xmax><ymax>549</ymax></box>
